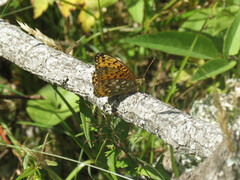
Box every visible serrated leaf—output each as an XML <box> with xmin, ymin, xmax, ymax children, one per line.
<box><xmin>192</xmin><ymin>59</ymin><xmax>236</xmax><ymax>81</ymax></box>
<box><xmin>32</xmin><ymin>0</ymin><xmax>54</xmax><ymax>19</ymax></box>
<box><xmin>116</xmin><ymin>160</ymin><xmax>128</xmax><ymax>168</ymax></box>
<box><xmin>78</xmin><ymin>10</ymin><xmax>97</xmax><ymax>33</ymax></box>
<box><xmin>224</xmin><ymin>12</ymin><xmax>240</xmax><ymax>57</ymax></box>
<box><xmin>26</xmin><ymin>85</ymin><xmax>79</xmax><ymax>126</ymax></box>
<box><xmin>124</xmin><ymin>31</ymin><xmax>219</xmax><ymax>59</ymax></box>
<box><xmin>57</xmin><ymin>0</ymin><xmax>77</xmax><ymax>18</ymax></box>
<box><xmin>77</xmin><ymin>0</ymin><xmax>117</xmax><ymax>33</ymax></box>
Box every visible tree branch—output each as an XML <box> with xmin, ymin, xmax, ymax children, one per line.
<box><xmin>177</xmin><ymin>121</ymin><xmax>240</xmax><ymax>180</ymax></box>
<box><xmin>0</xmin><ymin>19</ymin><xmax>223</xmax><ymax>157</ymax></box>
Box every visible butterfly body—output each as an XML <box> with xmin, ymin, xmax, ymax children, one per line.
<box><xmin>92</xmin><ymin>53</ymin><xmax>144</xmax><ymax>97</ymax></box>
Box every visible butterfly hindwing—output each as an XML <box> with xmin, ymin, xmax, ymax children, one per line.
<box><xmin>94</xmin><ymin>79</ymin><xmax>138</xmax><ymax>97</ymax></box>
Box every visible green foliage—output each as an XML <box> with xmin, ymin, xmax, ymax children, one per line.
<box><xmin>223</xmin><ymin>11</ymin><xmax>240</xmax><ymax>57</ymax></box>
<box><xmin>79</xmin><ymin>96</ymin><xmax>94</xmax><ymax>148</ymax></box>
<box><xmin>26</xmin><ymin>85</ymin><xmax>79</xmax><ymax>126</ymax></box>
<box><xmin>0</xmin><ymin>0</ymin><xmax>239</xmax><ymax>179</ymax></box>
<box><xmin>126</xmin><ymin>0</ymin><xmax>144</xmax><ymax>23</ymax></box>
<box><xmin>192</xmin><ymin>59</ymin><xmax>237</xmax><ymax>81</ymax></box>
<box><xmin>179</xmin><ymin>6</ymin><xmax>239</xmax><ymax>35</ymax></box>
<box><xmin>16</xmin><ymin>166</ymin><xmax>40</xmax><ymax>180</ymax></box>
<box><xmin>123</xmin><ymin>31</ymin><xmax>219</xmax><ymax>59</ymax></box>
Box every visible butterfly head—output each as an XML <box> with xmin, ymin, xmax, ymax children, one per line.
<box><xmin>136</xmin><ymin>78</ymin><xmax>145</xmax><ymax>87</ymax></box>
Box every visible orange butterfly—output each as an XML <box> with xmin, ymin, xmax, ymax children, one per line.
<box><xmin>92</xmin><ymin>53</ymin><xmax>144</xmax><ymax>97</ymax></box>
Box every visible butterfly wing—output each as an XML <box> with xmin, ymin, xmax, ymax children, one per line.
<box><xmin>93</xmin><ymin>67</ymin><xmax>139</xmax><ymax>97</ymax></box>
<box><xmin>92</xmin><ymin>53</ymin><xmax>140</xmax><ymax>97</ymax></box>
<box><xmin>94</xmin><ymin>53</ymin><xmax>137</xmax><ymax>80</ymax></box>
<box><xmin>94</xmin><ymin>80</ymin><xmax>138</xmax><ymax>97</ymax></box>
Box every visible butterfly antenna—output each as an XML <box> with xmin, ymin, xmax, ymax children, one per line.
<box><xmin>143</xmin><ymin>57</ymin><xmax>157</xmax><ymax>78</ymax></box>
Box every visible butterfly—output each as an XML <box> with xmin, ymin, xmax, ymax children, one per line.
<box><xmin>92</xmin><ymin>53</ymin><xmax>145</xmax><ymax>97</ymax></box>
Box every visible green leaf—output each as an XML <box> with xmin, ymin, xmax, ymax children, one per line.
<box><xmin>32</xmin><ymin>0</ymin><xmax>54</xmax><ymax>19</ymax></box>
<box><xmin>45</xmin><ymin>159</ymin><xmax>58</xmax><ymax>166</ymax></box>
<box><xmin>99</xmin><ymin>0</ymin><xmax>117</xmax><ymax>7</ymax></box>
<box><xmin>192</xmin><ymin>59</ymin><xmax>236</xmax><ymax>81</ymax></box>
<box><xmin>106</xmin><ymin>148</ymin><xmax>117</xmax><ymax>180</ymax></box>
<box><xmin>138</xmin><ymin>164</ymin><xmax>166</xmax><ymax>180</ymax></box>
<box><xmin>123</xmin><ymin>31</ymin><xmax>219</xmax><ymax>59</ymax></box>
<box><xmin>42</xmin><ymin>165</ymin><xmax>62</xmax><ymax>180</ymax></box>
<box><xmin>26</xmin><ymin>85</ymin><xmax>79</xmax><ymax>126</ymax></box>
<box><xmin>116</xmin><ymin>158</ymin><xmax>131</xmax><ymax>168</ymax></box>
<box><xmin>223</xmin><ymin>12</ymin><xmax>240</xmax><ymax>57</ymax></box>
<box><xmin>170</xmin><ymin>146</ymin><xmax>179</xmax><ymax>177</ymax></box>
<box><xmin>66</xmin><ymin>160</ymin><xmax>93</xmax><ymax>180</ymax></box>
<box><xmin>179</xmin><ymin>6</ymin><xmax>240</xmax><ymax>36</ymax></box>
<box><xmin>16</xmin><ymin>166</ymin><xmax>38</xmax><ymax>180</ymax></box>
<box><xmin>226</xmin><ymin>0</ymin><xmax>240</xmax><ymax>6</ymax></box>
<box><xmin>79</xmin><ymin>96</ymin><xmax>93</xmax><ymax>148</ymax></box>
<box><xmin>126</xmin><ymin>0</ymin><xmax>144</xmax><ymax>23</ymax></box>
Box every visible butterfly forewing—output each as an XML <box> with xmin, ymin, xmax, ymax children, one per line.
<box><xmin>92</xmin><ymin>53</ymin><xmax>143</xmax><ymax>97</ymax></box>
<box><xmin>94</xmin><ymin>67</ymin><xmax>136</xmax><ymax>82</ymax></box>
<box><xmin>95</xmin><ymin>54</ymin><xmax>137</xmax><ymax>79</ymax></box>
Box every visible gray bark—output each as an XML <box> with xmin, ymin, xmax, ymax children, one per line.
<box><xmin>175</xmin><ymin>121</ymin><xmax>240</xmax><ymax>180</ymax></box>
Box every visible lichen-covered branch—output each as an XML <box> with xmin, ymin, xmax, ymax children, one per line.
<box><xmin>0</xmin><ymin>19</ymin><xmax>223</xmax><ymax>157</ymax></box>
<box><xmin>177</xmin><ymin>121</ymin><xmax>240</xmax><ymax>180</ymax></box>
